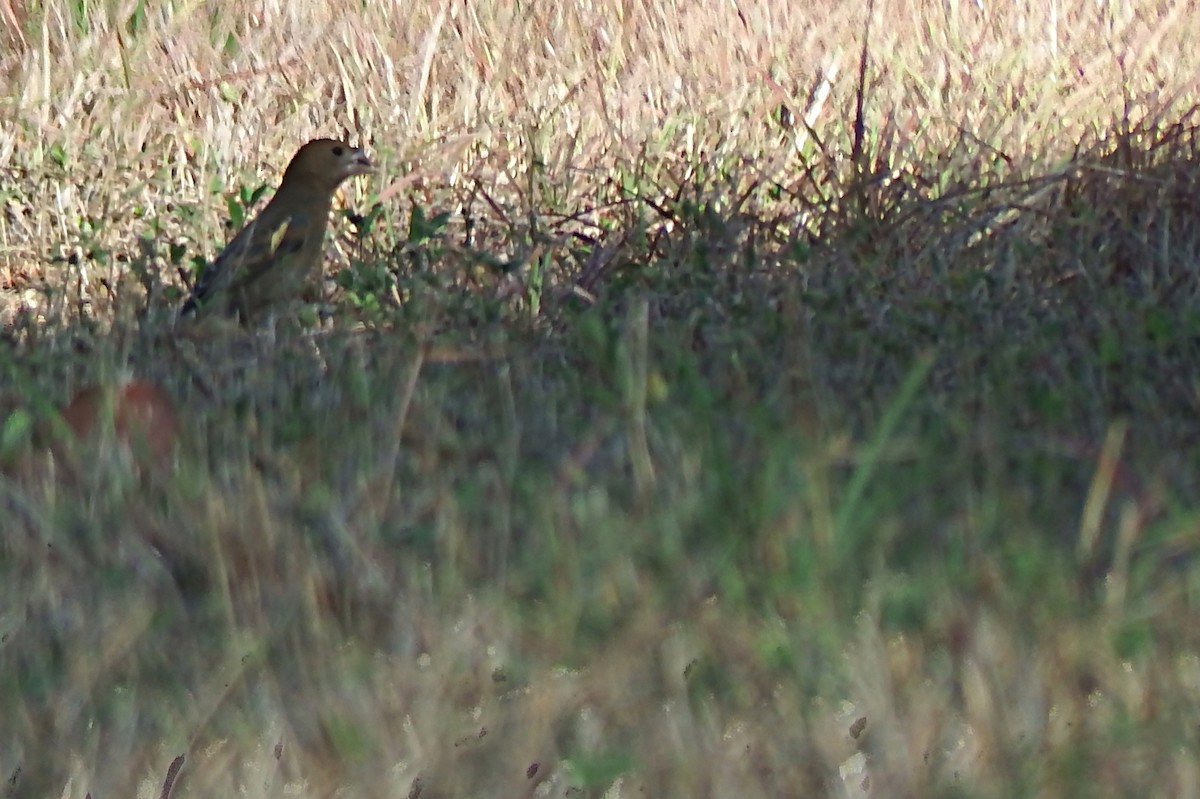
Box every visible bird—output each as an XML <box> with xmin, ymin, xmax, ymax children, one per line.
<box><xmin>180</xmin><ymin>138</ymin><xmax>374</xmax><ymax>321</ymax></box>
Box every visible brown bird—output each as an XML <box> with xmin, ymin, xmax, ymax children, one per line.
<box><xmin>181</xmin><ymin>138</ymin><xmax>374</xmax><ymax>321</ymax></box>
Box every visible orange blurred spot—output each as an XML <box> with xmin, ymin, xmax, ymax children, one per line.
<box><xmin>59</xmin><ymin>380</ymin><xmax>179</xmax><ymax>466</ymax></box>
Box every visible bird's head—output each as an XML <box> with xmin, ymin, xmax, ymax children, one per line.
<box><xmin>282</xmin><ymin>138</ymin><xmax>375</xmax><ymax>192</ymax></box>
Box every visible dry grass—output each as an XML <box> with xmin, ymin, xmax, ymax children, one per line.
<box><xmin>5</xmin><ymin>1</ymin><xmax>1200</xmax><ymax>797</ymax></box>
<box><xmin>2</xmin><ymin>0</ymin><xmax>1194</xmax><ymax>293</ymax></box>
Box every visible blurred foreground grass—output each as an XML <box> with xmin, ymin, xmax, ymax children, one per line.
<box><xmin>4</xmin><ymin>1</ymin><xmax>1200</xmax><ymax>797</ymax></box>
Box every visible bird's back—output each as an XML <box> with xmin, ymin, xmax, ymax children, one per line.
<box><xmin>181</xmin><ymin>196</ymin><xmax>327</xmax><ymax>320</ymax></box>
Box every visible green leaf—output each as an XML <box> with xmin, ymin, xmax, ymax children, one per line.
<box><xmin>0</xmin><ymin>408</ymin><xmax>34</xmax><ymax>457</ymax></box>
<box><xmin>126</xmin><ymin>0</ymin><xmax>146</xmax><ymax>35</ymax></box>
<box><xmin>1096</xmin><ymin>329</ymin><xmax>1121</xmax><ymax>367</ymax></box>
<box><xmin>48</xmin><ymin>142</ymin><xmax>67</xmax><ymax>169</ymax></box>
<box><xmin>226</xmin><ymin>195</ymin><xmax>245</xmax><ymax>229</ymax></box>
<box><xmin>407</xmin><ymin>205</ymin><xmax>450</xmax><ymax>244</ymax></box>
<box><xmin>1143</xmin><ymin>307</ymin><xmax>1172</xmax><ymax>346</ymax></box>
<box><xmin>563</xmin><ymin>752</ymin><xmax>635</xmax><ymax>788</ymax></box>
<box><xmin>1112</xmin><ymin>621</ymin><xmax>1153</xmax><ymax>660</ymax></box>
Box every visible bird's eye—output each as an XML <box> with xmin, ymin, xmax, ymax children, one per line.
<box><xmin>332</xmin><ymin>146</ymin><xmax>344</xmax><ymax>156</ymax></box>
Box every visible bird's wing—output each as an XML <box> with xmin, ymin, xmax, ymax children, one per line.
<box><xmin>229</xmin><ymin>211</ymin><xmax>311</xmax><ymax>289</ymax></box>
<box><xmin>184</xmin><ymin>209</ymin><xmax>311</xmax><ymax>311</ymax></box>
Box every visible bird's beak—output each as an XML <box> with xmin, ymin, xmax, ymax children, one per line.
<box><xmin>350</xmin><ymin>149</ymin><xmax>375</xmax><ymax>175</ymax></box>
